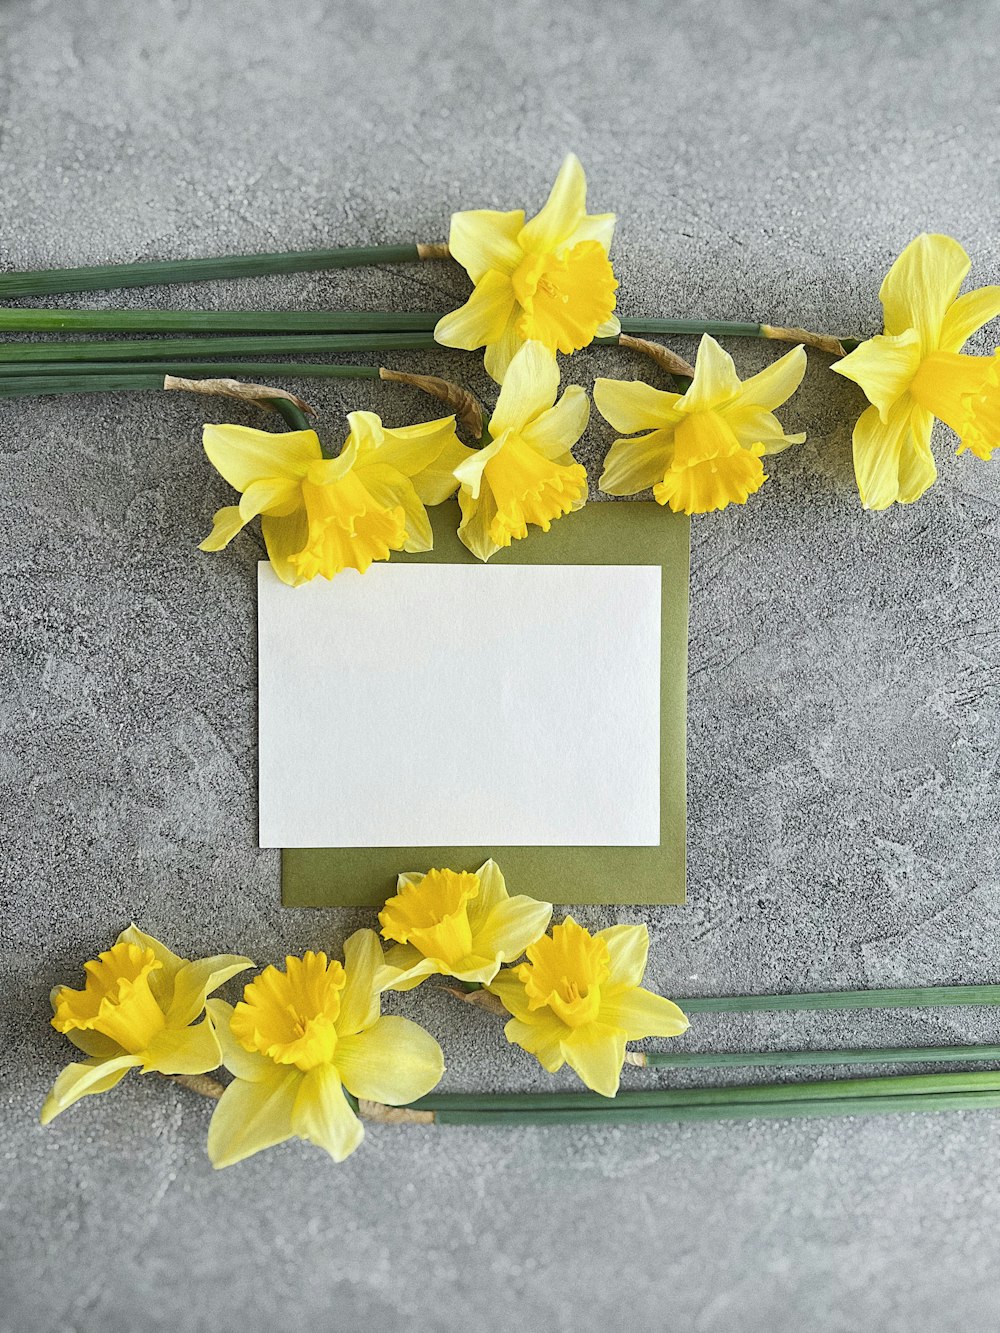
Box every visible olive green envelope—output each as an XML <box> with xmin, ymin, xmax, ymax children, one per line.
<box><xmin>280</xmin><ymin>501</ymin><xmax>689</xmax><ymax>907</ymax></box>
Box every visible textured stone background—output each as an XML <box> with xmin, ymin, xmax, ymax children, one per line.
<box><xmin>2</xmin><ymin>1</ymin><xmax>999</xmax><ymax>1329</ymax></box>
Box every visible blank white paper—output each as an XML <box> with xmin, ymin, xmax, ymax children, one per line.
<box><xmin>258</xmin><ymin>561</ymin><xmax>661</xmax><ymax>848</ymax></box>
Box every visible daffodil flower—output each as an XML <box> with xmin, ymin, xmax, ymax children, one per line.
<box><xmin>489</xmin><ymin>918</ymin><xmax>688</xmax><ymax>1097</ymax></box>
<box><xmin>453</xmin><ymin>340</ymin><xmax>589</xmax><ymax>561</ymax></box>
<box><xmin>595</xmin><ymin>334</ymin><xmax>807</xmax><ymax>515</ymax></box>
<box><xmin>206</xmin><ymin>933</ymin><xmax>443</xmax><ymax>1167</ymax></box>
<box><xmin>831</xmin><ymin>233</ymin><xmax>1000</xmax><ymax>509</ymax></box>
<box><xmin>435</xmin><ymin>153</ymin><xmax>619</xmax><ymax>382</ymax></box>
<box><xmin>377</xmin><ymin>860</ymin><xmax>552</xmax><ymax>992</ymax></box>
<box><xmin>200</xmin><ymin>411</ymin><xmax>470</xmax><ymax>584</ymax></box>
<box><xmin>41</xmin><ymin>926</ymin><xmax>253</xmax><ymax>1126</ymax></box>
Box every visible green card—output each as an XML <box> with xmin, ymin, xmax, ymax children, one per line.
<box><xmin>279</xmin><ymin>501</ymin><xmax>689</xmax><ymax>907</ymax></box>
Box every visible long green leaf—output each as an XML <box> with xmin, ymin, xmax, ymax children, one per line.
<box><xmin>0</xmin><ymin>244</ymin><xmax>423</xmax><ymax>297</ymax></box>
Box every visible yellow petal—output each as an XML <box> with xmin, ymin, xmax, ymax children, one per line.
<box><xmin>852</xmin><ymin>398</ymin><xmax>936</xmax><ymax>509</ymax></box>
<box><xmin>60</xmin><ymin>1026</ymin><xmax>122</xmax><ymax>1060</ymax></box>
<box><xmin>879</xmin><ymin>233</ymin><xmax>971</xmax><ymax>350</ymax></box>
<box><xmin>599</xmin><ymin>430</ymin><xmax>674</xmax><ymax>496</ymax></box>
<box><xmin>502</xmin><ymin>1015</ymin><xmax>565</xmax><ymax>1072</ymax></box>
<box><xmin>473</xmin><ymin>896</ymin><xmax>553</xmax><ymax>964</ymax></box>
<box><xmin>375</xmin><ymin>944</ymin><xmax>437</xmax><ymax>993</ymax></box>
<box><xmin>653</xmin><ymin>448</ymin><xmax>767</xmax><ymax>514</ymax></box>
<box><xmin>207</xmin><ymin>1067</ymin><xmax>301</xmax><ymax>1168</ymax></box>
<box><xmin>457</xmin><ymin>483</ymin><xmax>503</xmax><ymax>562</ymax></box>
<box><xmin>565</xmin><ymin>211</ymin><xmax>616</xmax><ymax>254</ymax></box>
<box><xmin>261</xmin><ymin>510</ymin><xmax>309</xmax><ymax>586</ymax></box>
<box><xmin>512</xmin><ymin>242</ymin><xmax>618</xmax><ymax>354</ymax></box>
<box><xmin>681</xmin><ymin>335</ymin><xmax>743</xmax><ymax>411</ymax></box>
<box><xmin>484</xmin><ymin>308</ymin><xmax>527</xmax><ymax>384</ymax></box>
<box><xmin>449</xmin><ymin>208</ymin><xmax>526</xmax><ymax>283</ymax></box>
<box><xmin>203</xmin><ymin>424</ymin><xmax>322</xmax><ymax>493</ymax></box>
<box><xmin>728</xmin><ymin>344</ymin><xmax>807</xmax><ymax>413</ymax></box>
<box><xmin>291</xmin><ymin>1064</ymin><xmax>364</xmax><ymax>1162</ymax></box>
<box><xmin>336</xmin><ymin>1015</ymin><xmax>444</xmax><ymax>1104</ymax></box>
<box><xmin>355</xmin><ymin>464</ymin><xmax>433</xmax><ymax>553</ymax></box>
<box><xmin>337</xmin><ymin>929</ymin><xmax>384</xmax><ymax>1035</ymax></box>
<box><xmin>410</xmin><ymin>434</ymin><xmax>476</xmax><ymax>506</ymax></box>
<box><xmin>238</xmin><ymin>476</ymin><xmax>302</xmax><ymax>521</ymax></box>
<box><xmin>487</xmin><ymin>967</ymin><xmax>534</xmax><ymax>1021</ymax></box>
<box><xmin>723</xmin><ymin>406</ymin><xmax>805</xmax><ymax>456</ymax></box>
<box><xmin>142</xmin><ymin>1015</ymin><xmax>221</xmax><ymax>1075</ymax></box>
<box><xmin>489</xmin><ymin>340</ymin><xmax>560</xmax><ymax>437</ymax></box>
<box><xmin>939</xmin><ymin>285</ymin><xmax>1000</xmax><ymax>353</ymax></box>
<box><xmin>434</xmin><ymin>268</ymin><xmax>517</xmax><ymax>352</ymax></box>
<box><xmin>163</xmin><ymin>955</ymin><xmax>254</xmax><ymax>1028</ymax></box>
<box><xmin>831</xmin><ymin>330</ymin><xmax>922</xmax><ymax>421</ymax></box>
<box><xmin>596</xmin><ymin>923</ymin><xmax>650</xmax><ymax>988</ymax></box>
<box><xmin>561</xmin><ymin>1023</ymin><xmax>626</xmax><ymax>1097</ymax></box>
<box><xmin>600</xmin><ymin>987</ymin><xmax>689</xmax><ymax>1040</ymax></box>
<box><xmin>206</xmin><ymin>999</ymin><xmax>276</xmax><ymax>1082</ymax></box>
<box><xmin>597</xmin><ymin>315</ymin><xmax>622</xmax><ymax>338</ymax></box>
<box><xmin>40</xmin><ymin>1054</ymin><xmax>140</xmax><ymax>1125</ymax></box>
<box><xmin>199</xmin><ymin>506</ymin><xmax>249</xmax><ymax>553</ymax></box>
<box><xmin>467</xmin><ymin>859</ymin><xmax>509</xmax><ymax>922</ymax></box>
<box><xmin>593</xmin><ymin>378</ymin><xmax>684</xmax><ymax>434</ymax></box>
<box><xmin>519</xmin><ymin>152</ymin><xmax>587</xmax><ymax>254</ymax></box>
<box><xmin>351</xmin><ymin>411</ymin><xmax>459</xmax><ymax>478</ymax></box>
<box><xmin>520</xmin><ymin>386</ymin><xmax>590</xmax><ymax>460</ymax></box>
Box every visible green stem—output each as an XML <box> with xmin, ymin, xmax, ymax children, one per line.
<box><xmin>0</xmin><ymin>310</ymin><xmax>438</xmax><ymax>334</ymax></box>
<box><xmin>0</xmin><ymin>244</ymin><xmax>424</xmax><ymax>297</ymax></box>
<box><xmin>642</xmin><ymin>1043</ymin><xmax>1000</xmax><ymax>1071</ymax></box>
<box><xmin>0</xmin><ymin>365</ymin><xmax>377</xmax><ymax>398</ymax></box>
<box><xmin>0</xmin><ymin>309</ymin><xmax>856</xmax><ymax>344</ymax></box>
<box><xmin>0</xmin><ymin>333</ymin><xmax>440</xmax><ymax>363</ymax></box>
<box><xmin>415</xmin><ymin>1068</ymin><xmax>1000</xmax><ymax>1116</ymax></box>
<box><xmin>427</xmin><ymin>1089</ymin><xmax>1000</xmax><ymax>1127</ymax></box>
<box><xmin>267</xmin><ymin>398</ymin><xmax>313</xmax><ymax>432</ymax></box>
<box><xmin>680</xmin><ymin>984</ymin><xmax>1000</xmax><ymax>1015</ymax></box>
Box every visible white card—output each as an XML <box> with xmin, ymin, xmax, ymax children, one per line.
<box><xmin>258</xmin><ymin>561</ymin><xmax>661</xmax><ymax>848</ymax></box>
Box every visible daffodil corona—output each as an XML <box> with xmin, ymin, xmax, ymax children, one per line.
<box><xmin>454</xmin><ymin>340</ymin><xmax>589</xmax><ymax>560</ymax></box>
<box><xmin>206</xmin><ymin>933</ymin><xmax>443</xmax><ymax>1167</ymax></box>
<box><xmin>41</xmin><ymin>926</ymin><xmax>253</xmax><ymax>1125</ymax></box>
<box><xmin>489</xmin><ymin>918</ymin><xmax>688</xmax><ymax>1097</ymax></box>
<box><xmin>595</xmin><ymin>335</ymin><xmax>807</xmax><ymax>515</ymax></box>
<box><xmin>200</xmin><ymin>411</ymin><xmax>470</xmax><ymax>584</ymax></box>
<box><xmin>435</xmin><ymin>153</ymin><xmax>619</xmax><ymax>382</ymax></box>
<box><xmin>832</xmin><ymin>234</ymin><xmax>1000</xmax><ymax>508</ymax></box>
<box><xmin>378</xmin><ymin>860</ymin><xmax>553</xmax><ymax>991</ymax></box>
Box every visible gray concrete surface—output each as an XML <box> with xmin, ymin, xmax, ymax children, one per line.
<box><xmin>2</xmin><ymin>1</ymin><xmax>1000</xmax><ymax>1329</ymax></box>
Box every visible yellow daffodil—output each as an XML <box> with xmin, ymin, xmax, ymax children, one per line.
<box><xmin>41</xmin><ymin>926</ymin><xmax>252</xmax><ymax>1126</ymax></box>
<box><xmin>200</xmin><ymin>411</ymin><xmax>470</xmax><ymax>584</ymax></box>
<box><xmin>206</xmin><ymin>932</ymin><xmax>443</xmax><ymax>1167</ymax></box>
<box><xmin>831</xmin><ymin>233</ymin><xmax>1000</xmax><ymax>509</ymax></box>
<box><xmin>489</xmin><ymin>918</ymin><xmax>688</xmax><ymax>1097</ymax></box>
<box><xmin>595</xmin><ymin>335</ymin><xmax>807</xmax><ymax>515</ymax></box>
<box><xmin>377</xmin><ymin>859</ymin><xmax>553</xmax><ymax>992</ymax></box>
<box><xmin>453</xmin><ymin>340</ymin><xmax>589</xmax><ymax>560</ymax></box>
<box><xmin>435</xmin><ymin>153</ymin><xmax>619</xmax><ymax>382</ymax></box>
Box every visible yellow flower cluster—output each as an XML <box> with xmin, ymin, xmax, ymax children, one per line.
<box><xmin>197</xmin><ymin>160</ymin><xmax>999</xmax><ymax>586</ymax></box>
<box><xmin>42</xmin><ymin>866</ymin><xmax>689</xmax><ymax>1164</ymax></box>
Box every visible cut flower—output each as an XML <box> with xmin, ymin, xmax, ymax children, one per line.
<box><xmin>489</xmin><ymin>917</ymin><xmax>688</xmax><ymax>1097</ymax></box>
<box><xmin>41</xmin><ymin>926</ymin><xmax>252</xmax><ymax>1125</ymax></box>
<box><xmin>378</xmin><ymin>860</ymin><xmax>553</xmax><ymax>991</ymax></box>
<box><xmin>832</xmin><ymin>233</ymin><xmax>1000</xmax><ymax>508</ymax></box>
<box><xmin>435</xmin><ymin>153</ymin><xmax>619</xmax><ymax>382</ymax></box>
<box><xmin>595</xmin><ymin>334</ymin><xmax>807</xmax><ymax>515</ymax></box>
<box><xmin>454</xmin><ymin>340</ymin><xmax>589</xmax><ymax>561</ymax></box>
<box><xmin>206</xmin><ymin>933</ymin><xmax>443</xmax><ymax>1167</ymax></box>
<box><xmin>200</xmin><ymin>411</ymin><xmax>470</xmax><ymax>584</ymax></box>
